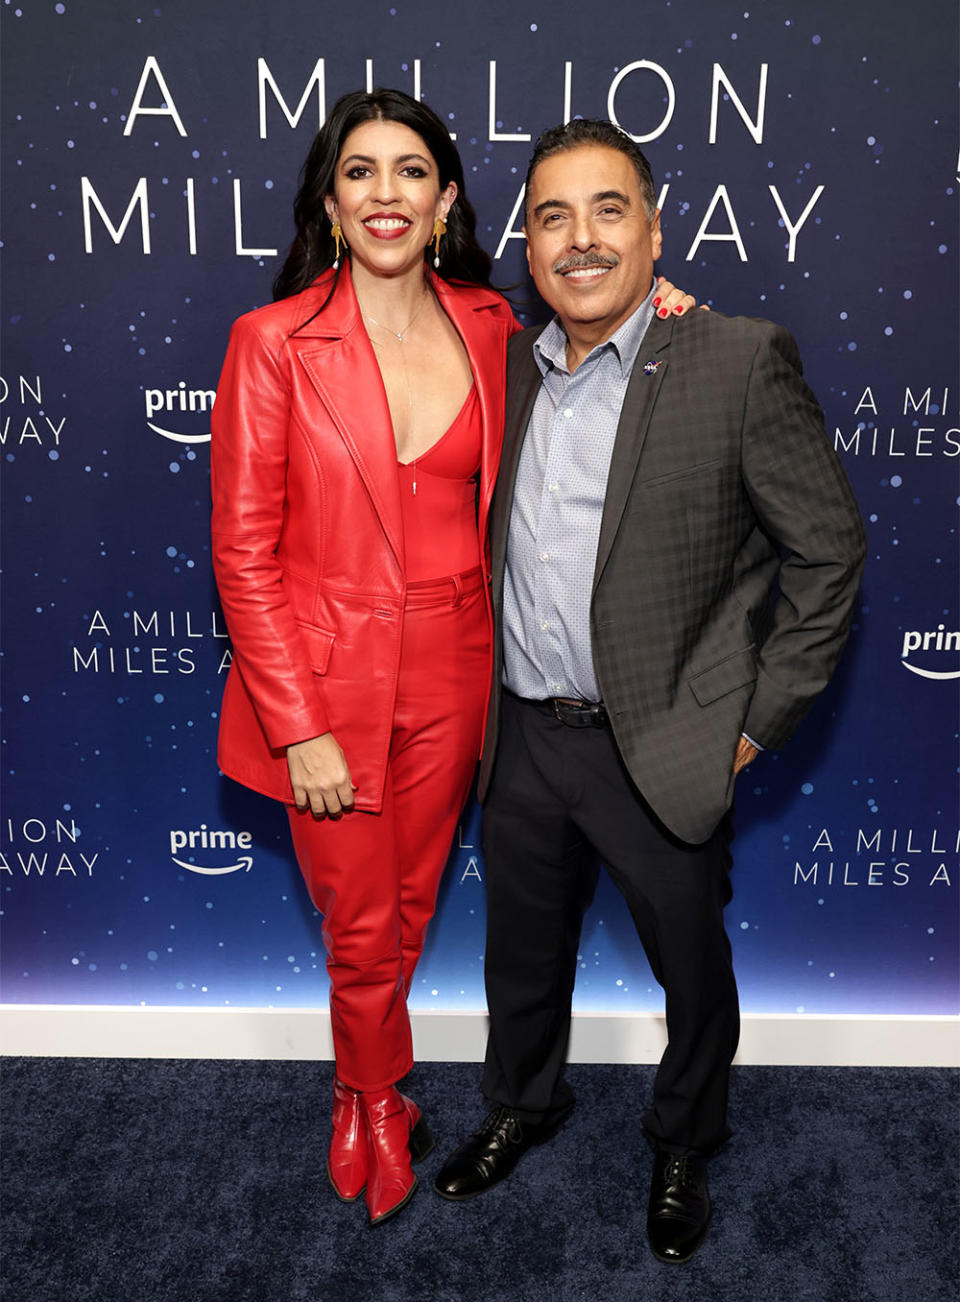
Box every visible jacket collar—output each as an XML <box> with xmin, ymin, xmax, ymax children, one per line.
<box><xmin>282</xmin><ymin>268</ymin><xmax>362</xmax><ymax>339</ymax></box>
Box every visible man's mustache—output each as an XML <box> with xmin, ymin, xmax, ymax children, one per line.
<box><xmin>552</xmin><ymin>253</ymin><xmax>619</xmax><ymax>273</ymax></box>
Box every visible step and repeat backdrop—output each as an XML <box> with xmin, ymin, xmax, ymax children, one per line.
<box><xmin>3</xmin><ymin>1</ymin><xmax>957</xmax><ymax>1023</ymax></box>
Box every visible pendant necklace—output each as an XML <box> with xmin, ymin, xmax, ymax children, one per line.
<box><xmin>361</xmin><ymin>288</ymin><xmax>430</xmax><ymax>343</ymax></box>
<box><xmin>361</xmin><ymin>289</ymin><xmax>430</xmax><ymax>494</ymax></box>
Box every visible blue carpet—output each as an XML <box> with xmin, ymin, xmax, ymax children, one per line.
<box><xmin>2</xmin><ymin>1059</ymin><xmax>957</xmax><ymax>1301</ymax></box>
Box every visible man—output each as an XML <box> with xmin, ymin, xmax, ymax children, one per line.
<box><xmin>433</xmin><ymin>119</ymin><xmax>866</xmax><ymax>1264</ymax></box>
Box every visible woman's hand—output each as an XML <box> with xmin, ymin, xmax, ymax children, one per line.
<box><xmin>287</xmin><ymin>733</ymin><xmax>356</xmax><ymax>818</ymax></box>
<box><xmin>653</xmin><ymin>276</ymin><xmax>706</xmax><ymax>319</ymax></box>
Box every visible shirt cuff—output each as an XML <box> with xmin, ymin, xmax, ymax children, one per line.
<box><xmin>742</xmin><ymin>733</ymin><xmax>763</xmax><ymax>751</ymax></box>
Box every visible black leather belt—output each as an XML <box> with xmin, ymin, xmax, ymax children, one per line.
<box><xmin>511</xmin><ymin>691</ymin><xmax>609</xmax><ymax>728</ymax></box>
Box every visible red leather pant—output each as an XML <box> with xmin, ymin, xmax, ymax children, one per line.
<box><xmin>287</xmin><ymin>568</ymin><xmax>489</xmax><ymax>1091</ymax></box>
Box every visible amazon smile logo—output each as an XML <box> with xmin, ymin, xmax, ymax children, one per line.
<box><xmin>144</xmin><ymin>381</ymin><xmax>216</xmax><ymax>443</ymax></box>
<box><xmin>169</xmin><ymin>825</ymin><xmax>253</xmax><ymax>875</ymax></box>
<box><xmin>900</xmin><ymin>625</ymin><xmax>960</xmax><ymax>680</ymax></box>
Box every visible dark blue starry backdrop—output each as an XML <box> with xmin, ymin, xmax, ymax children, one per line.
<box><xmin>2</xmin><ymin>0</ymin><xmax>957</xmax><ymax>1016</ymax></box>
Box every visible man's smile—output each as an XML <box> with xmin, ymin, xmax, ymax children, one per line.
<box><xmin>560</xmin><ymin>265</ymin><xmax>613</xmax><ymax>283</ymax></box>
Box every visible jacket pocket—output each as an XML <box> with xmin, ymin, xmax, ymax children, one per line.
<box><xmin>688</xmin><ymin>645</ymin><xmax>757</xmax><ymax>706</ymax></box>
<box><xmin>636</xmin><ymin>457</ymin><xmax>721</xmax><ymax>490</ymax></box>
<box><xmin>296</xmin><ymin>621</ymin><xmax>336</xmax><ymax>675</ymax></box>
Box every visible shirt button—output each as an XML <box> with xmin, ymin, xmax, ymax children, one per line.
<box><xmin>549</xmin><ymin>483</ymin><xmax>559</xmax><ymax>493</ymax></box>
<box><xmin>541</xmin><ymin>621</ymin><xmax>549</xmax><ymax>630</ymax></box>
<box><xmin>554</xmin><ymin>683</ymin><xmax>563</xmax><ymax>693</ymax></box>
<box><xmin>563</xmin><ymin>408</ymin><xmax>573</xmax><ymax>419</ymax></box>
<box><xmin>539</xmin><ymin>551</ymin><xmax>549</xmax><ymax>561</ymax></box>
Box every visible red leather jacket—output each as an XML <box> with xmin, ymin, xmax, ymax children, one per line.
<box><xmin>211</xmin><ymin>269</ymin><xmax>518</xmax><ymax>810</ymax></box>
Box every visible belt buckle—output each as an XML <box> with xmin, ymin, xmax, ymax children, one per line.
<box><xmin>551</xmin><ymin>697</ymin><xmax>604</xmax><ymax>727</ymax></box>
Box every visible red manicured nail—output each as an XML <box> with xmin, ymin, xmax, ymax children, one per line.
<box><xmin>652</xmin><ymin>297</ymin><xmax>662</xmax><ymax>307</ymax></box>
<box><xmin>657</xmin><ymin>308</ymin><xmax>669</xmax><ymax>318</ymax></box>
<box><xmin>673</xmin><ymin>305</ymin><xmax>684</xmax><ymax>314</ymax></box>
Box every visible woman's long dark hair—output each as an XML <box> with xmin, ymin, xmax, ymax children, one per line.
<box><xmin>273</xmin><ymin>88</ymin><xmax>493</xmax><ymax>301</ymax></box>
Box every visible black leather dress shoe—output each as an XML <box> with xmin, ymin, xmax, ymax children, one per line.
<box><xmin>433</xmin><ymin>1104</ymin><xmax>572</xmax><ymax>1200</ymax></box>
<box><xmin>646</xmin><ymin>1150</ymin><xmax>712</xmax><ymax>1263</ymax></box>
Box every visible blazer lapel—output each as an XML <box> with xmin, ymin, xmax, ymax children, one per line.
<box><xmin>433</xmin><ymin>275</ymin><xmax>510</xmax><ymax>546</ymax></box>
<box><xmin>294</xmin><ymin>274</ymin><xmax>405</xmax><ymax>570</ymax></box>
<box><xmin>593</xmin><ymin>315</ymin><xmax>673</xmax><ymax>591</ymax></box>
<box><xmin>489</xmin><ymin>327</ymin><xmax>545</xmax><ymax>598</ymax></box>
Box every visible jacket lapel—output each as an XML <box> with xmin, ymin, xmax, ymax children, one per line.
<box><xmin>489</xmin><ymin>326</ymin><xmax>546</xmax><ymax>599</ymax></box>
<box><xmin>294</xmin><ymin>274</ymin><xmax>405</xmax><ymax>570</ymax></box>
<box><xmin>593</xmin><ymin>315</ymin><xmax>673</xmax><ymax>591</ymax></box>
<box><xmin>432</xmin><ymin>275</ymin><xmax>511</xmax><ymax>546</ymax></box>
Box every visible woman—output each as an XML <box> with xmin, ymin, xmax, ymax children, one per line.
<box><xmin>211</xmin><ymin>88</ymin><xmax>693</xmax><ymax>1226</ymax></box>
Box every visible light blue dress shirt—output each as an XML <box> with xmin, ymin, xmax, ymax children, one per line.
<box><xmin>502</xmin><ymin>285</ymin><xmax>657</xmax><ymax>702</ymax></box>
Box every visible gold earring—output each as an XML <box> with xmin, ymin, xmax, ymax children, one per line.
<box><xmin>331</xmin><ymin>219</ymin><xmax>345</xmax><ymax>269</ymax></box>
<box><xmin>431</xmin><ymin>216</ymin><xmax>447</xmax><ymax>270</ymax></box>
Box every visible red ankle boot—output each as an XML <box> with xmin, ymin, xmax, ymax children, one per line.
<box><xmin>360</xmin><ymin>1086</ymin><xmax>434</xmax><ymax>1226</ymax></box>
<box><xmin>328</xmin><ymin>1078</ymin><xmax>367</xmax><ymax>1201</ymax></box>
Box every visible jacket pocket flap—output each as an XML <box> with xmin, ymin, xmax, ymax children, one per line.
<box><xmin>637</xmin><ymin>457</ymin><xmax>721</xmax><ymax>490</ymax></box>
<box><xmin>689</xmin><ymin>646</ymin><xmax>757</xmax><ymax>706</ymax></box>
<box><xmin>297</xmin><ymin>622</ymin><xmax>335</xmax><ymax>675</ymax></box>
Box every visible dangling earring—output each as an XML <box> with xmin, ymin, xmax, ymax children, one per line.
<box><xmin>331</xmin><ymin>220</ymin><xmax>345</xmax><ymax>269</ymax></box>
<box><xmin>431</xmin><ymin>215</ymin><xmax>447</xmax><ymax>270</ymax></box>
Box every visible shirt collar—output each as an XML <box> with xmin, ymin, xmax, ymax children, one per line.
<box><xmin>533</xmin><ymin>279</ymin><xmax>658</xmax><ymax>379</ymax></box>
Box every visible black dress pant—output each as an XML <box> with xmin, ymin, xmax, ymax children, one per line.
<box><xmin>481</xmin><ymin>691</ymin><xmax>740</xmax><ymax>1155</ymax></box>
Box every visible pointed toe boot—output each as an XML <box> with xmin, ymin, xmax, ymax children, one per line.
<box><xmin>361</xmin><ymin>1086</ymin><xmax>434</xmax><ymax>1226</ymax></box>
<box><xmin>327</xmin><ymin>1078</ymin><xmax>367</xmax><ymax>1202</ymax></box>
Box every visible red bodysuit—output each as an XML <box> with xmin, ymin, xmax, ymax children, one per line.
<box><xmin>396</xmin><ymin>384</ymin><xmax>482</xmax><ymax>580</ymax></box>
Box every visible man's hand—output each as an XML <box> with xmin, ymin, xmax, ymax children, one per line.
<box><xmin>653</xmin><ymin>275</ymin><xmax>707</xmax><ymax>319</ymax></box>
<box><xmin>287</xmin><ymin>733</ymin><xmax>356</xmax><ymax>818</ymax></box>
<box><xmin>733</xmin><ymin>736</ymin><xmax>759</xmax><ymax>775</ymax></box>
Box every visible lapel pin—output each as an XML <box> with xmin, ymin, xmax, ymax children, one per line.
<box><xmin>642</xmin><ymin>360</ymin><xmax>662</xmax><ymax>375</ymax></box>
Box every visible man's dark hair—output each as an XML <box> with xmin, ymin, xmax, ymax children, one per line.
<box><xmin>523</xmin><ymin>119</ymin><xmax>657</xmax><ymax>222</ymax></box>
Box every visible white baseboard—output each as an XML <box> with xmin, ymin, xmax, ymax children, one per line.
<box><xmin>1</xmin><ymin>1005</ymin><xmax>957</xmax><ymax>1067</ymax></box>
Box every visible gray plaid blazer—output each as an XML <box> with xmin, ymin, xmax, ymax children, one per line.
<box><xmin>478</xmin><ymin>308</ymin><xmax>866</xmax><ymax>844</ymax></box>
